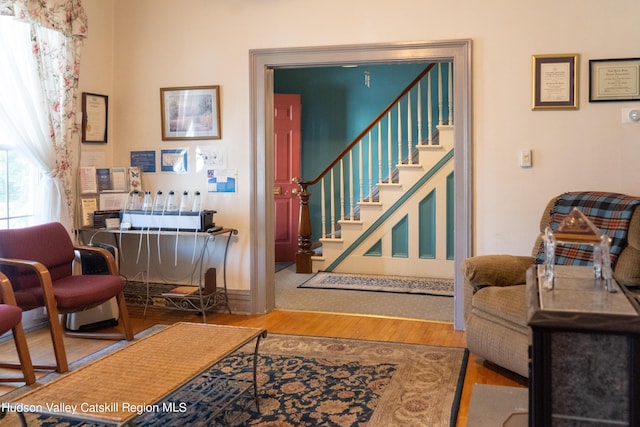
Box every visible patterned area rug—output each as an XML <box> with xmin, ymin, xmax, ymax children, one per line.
<box><xmin>2</xmin><ymin>328</ymin><xmax>468</xmax><ymax>427</ymax></box>
<box><xmin>299</xmin><ymin>272</ymin><xmax>454</xmax><ymax>297</ymax></box>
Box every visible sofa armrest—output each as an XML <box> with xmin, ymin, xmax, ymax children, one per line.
<box><xmin>462</xmin><ymin>255</ymin><xmax>535</xmax><ymax>326</ymax></box>
<box><xmin>462</xmin><ymin>255</ymin><xmax>534</xmax><ymax>290</ymax></box>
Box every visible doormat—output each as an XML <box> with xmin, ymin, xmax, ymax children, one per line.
<box><xmin>298</xmin><ymin>272</ymin><xmax>454</xmax><ymax>297</ymax></box>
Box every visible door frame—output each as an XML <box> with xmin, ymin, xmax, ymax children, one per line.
<box><xmin>249</xmin><ymin>40</ymin><xmax>473</xmax><ymax>330</ymax></box>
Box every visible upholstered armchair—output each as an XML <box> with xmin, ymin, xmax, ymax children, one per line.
<box><xmin>0</xmin><ymin>222</ymin><xmax>134</xmax><ymax>374</ymax></box>
<box><xmin>0</xmin><ymin>273</ymin><xmax>35</xmax><ymax>385</ymax></box>
<box><xmin>462</xmin><ymin>192</ymin><xmax>640</xmax><ymax>378</ymax></box>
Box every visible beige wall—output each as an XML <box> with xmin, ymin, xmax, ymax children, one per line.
<box><xmin>79</xmin><ymin>0</ymin><xmax>640</xmax><ymax>293</ymax></box>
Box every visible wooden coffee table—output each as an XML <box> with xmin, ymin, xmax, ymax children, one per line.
<box><xmin>10</xmin><ymin>322</ymin><xmax>267</xmax><ymax>426</ymax></box>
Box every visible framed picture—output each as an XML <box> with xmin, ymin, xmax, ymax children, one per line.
<box><xmin>161</xmin><ymin>148</ymin><xmax>189</xmax><ymax>173</ymax></box>
<box><xmin>532</xmin><ymin>54</ymin><xmax>579</xmax><ymax>110</ymax></box>
<box><xmin>81</xmin><ymin>92</ymin><xmax>108</xmax><ymax>143</ymax></box>
<box><xmin>160</xmin><ymin>86</ymin><xmax>221</xmax><ymax>140</ymax></box>
<box><xmin>589</xmin><ymin>58</ymin><xmax>640</xmax><ymax>102</ymax></box>
<box><xmin>80</xmin><ymin>196</ymin><xmax>98</xmax><ymax>227</ymax></box>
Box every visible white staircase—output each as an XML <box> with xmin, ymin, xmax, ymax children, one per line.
<box><xmin>312</xmin><ymin>125</ymin><xmax>454</xmax><ymax>277</ymax></box>
<box><xmin>293</xmin><ymin>62</ymin><xmax>455</xmax><ymax>277</ymax></box>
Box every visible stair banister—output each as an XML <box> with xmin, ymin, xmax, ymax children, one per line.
<box><xmin>387</xmin><ymin>111</ymin><xmax>392</xmax><ymax>183</ymax></box>
<box><xmin>294</xmin><ymin>63</ymin><xmax>437</xmax><ymax>273</ymax></box>
<box><xmin>438</xmin><ymin>63</ymin><xmax>444</xmax><ymax>125</ymax></box>
<box><xmin>407</xmin><ymin>92</ymin><xmax>412</xmax><ymax>164</ymax></box>
<box><xmin>293</xmin><ymin>177</ymin><xmax>314</xmax><ymax>273</ymax></box>
<box><xmin>417</xmin><ymin>81</ymin><xmax>423</xmax><ymax>145</ymax></box>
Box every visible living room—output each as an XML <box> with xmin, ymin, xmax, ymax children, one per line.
<box><xmin>0</xmin><ymin>0</ymin><xmax>639</xmax><ymax>425</ymax></box>
<box><xmin>75</xmin><ymin>0</ymin><xmax>639</xmax><ymax>319</ymax></box>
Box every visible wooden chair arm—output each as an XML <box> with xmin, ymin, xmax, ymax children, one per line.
<box><xmin>0</xmin><ymin>256</ymin><xmax>59</xmax><ymax>320</ymax></box>
<box><xmin>74</xmin><ymin>245</ymin><xmax>119</xmax><ymax>275</ymax></box>
<box><xmin>0</xmin><ymin>257</ymin><xmax>51</xmax><ymax>278</ymax></box>
<box><xmin>0</xmin><ymin>273</ymin><xmax>18</xmax><ymax>306</ymax></box>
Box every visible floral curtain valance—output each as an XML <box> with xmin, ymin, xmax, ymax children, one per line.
<box><xmin>0</xmin><ymin>0</ymin><xmax>87</xmax><ymax>38</ymax></box>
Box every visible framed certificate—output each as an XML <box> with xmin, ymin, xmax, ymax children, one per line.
<box><xmin>82</xmin><ymin>92</ymin><xmax>108</xmax><ymax>143</ymax></box>
<box><xmin>532</xmin><ymin>54</ymin><xmax>579</xmax><ymax>110</ymax></box>
<box><xmin>589</xmin><ymin>58</ymin><xmax>640</xmax><ymax>102</ymax></box>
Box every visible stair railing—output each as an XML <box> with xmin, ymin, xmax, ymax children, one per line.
<box><xmin>294</xmin><ymin>62</ymin><xmax>453</xmax><ymax>273</ymax></box>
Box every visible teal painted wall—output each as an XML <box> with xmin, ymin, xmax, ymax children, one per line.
<box><xmin>392</xmin><ymin>214</ymin><xmax>409</xmax><ymax>258</ymax></box>
<box><xmin>446</xmin><ymin>172</ymin><xmax>455</xmax><ymax>259</ymax></box>
<box><xmin>419</xmin><ymin>189</ymin><xmax>437</xmax><ymax>258</ymax></box>
<box><xmin>364</xmin><ymin>239</ymin><xmax>382</xmax><ymax>257</ymax></box>
<box><xmin>274</xmin><ymin>63</ymin><xmax>451</xmax><ymax>241</ymax></box>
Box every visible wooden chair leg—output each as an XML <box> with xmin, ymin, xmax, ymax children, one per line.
<box><xmin>12</xmin><ymin>321</ymin><xmax>36</xmax><ymax>385</ymax></box>
<box><xmin>0</xmin><ymin>277</ymin><xmax>35</xmax><ymax>384</ymax></box>
<box><xmin>41</xmin><ymin>294</ymin><xmax>68</xmax><ymax>373</ymax></box>
<box><xmin>116</xmin><ymin>291</ymin><xmax>134</xmax><ymax>341</ymax></box>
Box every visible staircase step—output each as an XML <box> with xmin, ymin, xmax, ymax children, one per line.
<box><xmin>318</xmin><ymin>238</ymin><xmax>346</xmax><ymax>263</ymax></box>
<box><xmin>396</xmin><ymin>163</ymin><xmax>425</xmax><ymax>186</ymax></box>
<box><xmin>376</xmin><ymin>183</ymin><xmax>405</xmax><ymax>206</ymax></box>
<box><xmin>337</xmin><ymin>219</ymin><xmax>364</xmax><ymax>242</ymax></box>
<box><xmin>356</xmin><ymin>201</ymin><xmax>383</xmax><ymax>223</ymax></box>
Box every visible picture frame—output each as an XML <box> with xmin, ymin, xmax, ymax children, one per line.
<box><xmin>81</xmin><ymin>92</ymin><xmax>108</xmax><ymax>143</ymax></box>
<box><xmin>80</xmin><ymin>196</ymin><xmax>98</xmax><ymax>227</ymax></box>
<box><xmin>532</xmin><ymin>54</ymin><xmax>579</xmax><ymax>110</ymax></box>
<box><xmin>160</xmin><ymin>85</ymin><xmax>221</xmax><ymax>140</ymax></box>
<box><xmin>589</xmin><ymin>58</ymin><xmax>640</xmax><ymax>102</ymax></box>
<box><xmin>161</xmin><ymin>148</ymin><xmax>189</xmax><ymax>173</ymax></box>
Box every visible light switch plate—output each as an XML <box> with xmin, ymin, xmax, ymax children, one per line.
<box><xmin>519</xmin><ymin>149</ymin><xmax>532</xmax><ymax>168</ymax></box>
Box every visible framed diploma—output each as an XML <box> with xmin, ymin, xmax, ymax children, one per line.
<box><xmin>589</xmin><ymin>58</ymin><xmax>640</xmax><ymax>102</ymax></box>
<box><xmin>532</xmin><ymin>54</ymin><xmax>579</xmax><ymax>110</ymax></box>
<box><xmin>82</xmin><ymin>92</ymin><xmax>108</xmax><ymax>143</ymax></box>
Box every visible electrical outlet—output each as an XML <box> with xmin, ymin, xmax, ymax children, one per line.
<box><xmin>519</xmin><ymin>149</ymin><xmax>532</xmax><ymax>168</ymax></box>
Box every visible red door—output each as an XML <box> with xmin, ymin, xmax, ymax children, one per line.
<box><xmin>274</xmin><ymin>94</ymin><xmax>301</xmax><ymax>262</ymax></box>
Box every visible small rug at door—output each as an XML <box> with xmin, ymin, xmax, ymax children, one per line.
<box><xmin>299</xmin><ymin>271</ymin><xmax>454</xmax><ymax>297</ymax></box>
<box><xmin>2</xmin><ymin>330</ymin><xmax>468</xmax><ymax>427</ymax></box>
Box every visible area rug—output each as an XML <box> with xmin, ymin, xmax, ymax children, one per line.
<box><xmin>1</xmin><ymin>328</ymin><xmax>468</xmax><ymax>427</ymax></box>
<box><xmin>299</xmin><ymin>271</ymin><xmax>454</xmax><ymax>297</ymax></box>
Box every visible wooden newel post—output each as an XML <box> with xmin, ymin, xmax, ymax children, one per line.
<box><xmin>294</xmin><ymin>179</ymin><xmax>313</xmax><ymax>273</ymax></box>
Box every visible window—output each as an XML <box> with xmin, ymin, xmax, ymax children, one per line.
<box><xmin>1</xmin><ymin>14</ymin><xmax>80</xmax><ymax>230</ymax></box>
<box><xmin>0</xmin><ymin>146</ymin><xmax>39</xmax><ymax>229</ymax></box>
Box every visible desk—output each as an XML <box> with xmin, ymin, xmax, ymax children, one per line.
<box><xmin>12</xmin><ymin>323</ymin><xmax>267</xmax><ymax>426</ymax></box>
<box><xmin>80</xmin><ymin>227</ymin><xmax>237</xmax><ymax>320</ymax></box>
<box><xmin>527</xmin><ymin>265</ymin><xmax>640</xmax><ymax>426</ymax></box>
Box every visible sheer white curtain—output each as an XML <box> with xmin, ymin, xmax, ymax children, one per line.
<box><xmin>0</xmin><ymin>17</ymin><xmax>65</xmax><ymax>226</ymax></box>
<box><xmin>0</xmin><ymin>1</ymin><xmax>87</xmax><ymax>232</ymax></box>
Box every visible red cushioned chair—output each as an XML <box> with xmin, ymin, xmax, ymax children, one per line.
<box><xmin>0</xmin><ymin>272</ymin><xmax>35</xmax><ymax>385</ymax></box>
<box><xmin>0</xmin><ymin>222</ymin><xmax>133</xmax><ymax>373</ymax></box>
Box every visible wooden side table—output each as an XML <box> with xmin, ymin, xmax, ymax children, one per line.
<box><xmin>526</xmin><ymin>265</ymin><xmax>640</xmax><ymax>426</ymax></box>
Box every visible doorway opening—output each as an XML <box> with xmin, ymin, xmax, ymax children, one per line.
<box><xmin>250</xmin><ymin>40</ymin><xmax>473</xmax><ymax>330</ymax></box>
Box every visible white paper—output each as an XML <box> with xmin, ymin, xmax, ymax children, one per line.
<box><xmin>111</xmin><ymin>167</ymin><xmax>127</xmax><ymax>191</ymax></box>
<box><xmin>99</xmin><ymin>192</ymin><xmax>129</xmax><ymax>210</ymax></box>
<box><xmin>79</xmin><ymin>166</ymin><xmax>97</xmax><ymax>194</ymax></box>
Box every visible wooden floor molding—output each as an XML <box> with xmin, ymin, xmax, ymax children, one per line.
<box><xmin>0</xmin><ymin>305</ymin><xmax>527</xmax><ymax>425</ymax></box>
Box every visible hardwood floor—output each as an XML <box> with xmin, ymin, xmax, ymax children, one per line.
<box><xmin>0</xmin><ymin>305</ymin><xmax>527</xmax><ymax>426</ymax></box>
